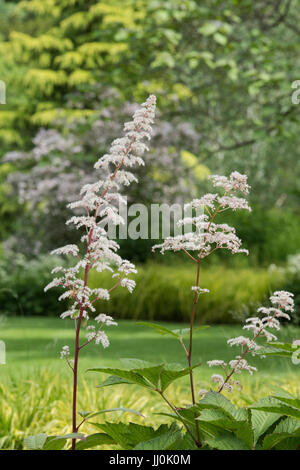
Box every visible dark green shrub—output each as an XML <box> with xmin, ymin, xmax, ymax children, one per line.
<box><xmin>0</xmin><ymin>252</ymin><xmax>68</xmax><ymax>316</ymax></box>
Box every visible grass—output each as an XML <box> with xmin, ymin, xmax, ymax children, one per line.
<box><xmin>0</xmin><ymin>316</ymin><xmax>299</xmax><ymax>449</ymax></box>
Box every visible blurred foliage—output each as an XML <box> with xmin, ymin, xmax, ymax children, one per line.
<box><xmin>0</xmin><ymin>252</ymin><xmax>69</xmax><ymax>316</ymax></box>
<box><xmin>89</xmin><ymin>263</ymin><xmax>284</xmax><ymax>324</ymax></box>
<box><xmin>0</xmin><ymin>0</ymin><xmax>299</xmax><ymax>264</ymax></box>
<box><xmin>0</xmin><ymin>250</ymin><xmax>286</xmax><ymax>322</ymax></box>
<box><xmin>0</xmin><ymin>363</ymin><xmax>299</xmax><ymax>449</ymax></box>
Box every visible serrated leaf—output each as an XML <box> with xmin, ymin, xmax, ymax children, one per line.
<box><xmin>90</xmin><ymin>359</ymin><xmax>200</xmax><ymax>392</ymax></box>
<box><xmin>263</xmin><ymin>429</ymin><xmax>300</xmax><ymax>450</ymax></box>
<box><xmin>168</xmin><ymin>433</ymin><xmax>199</xmax><ymax>450</ymax></box>
<box><xmin>275</xmin><ymin>416</ymin><xmax>300</xmax><ymax>434</ymax></box>
<box><xmin>197</xmin><ymin>392</ymin><xmax>244</xmax><ymax>420</ymax></box>
<box><xmin>91</xmin><ymin>422</ymin><xmax>171</xmax><ymax>450</ymax></box>
<box><xmin>205</xmin><ymin>431</ymin><xmax>249</xmax><ymax>450</ymax></box>
<box><xmin>250</xmin><ymin>409</ymin><xmax>282</xmax><ymax>445</ymax></box>
<box><xmin>197</xmin><ymin>408</ymin><xmax>252</xmax><ymax>448</ymax></box>
<box><xmin>134</xmin><ymin>430</ymin><xmax>182</xmax><ymax>450</ymax></box>
<box><xmin>159</xmin><ymin>363</ymin><xmax>201</xmax><ymax>392</ymax></box>
<box><xmin>250</xmin><ymin>397</ymin><xmax>300</xmax><ymax>419</ymax></box>
<box><xmin>87</xmin><ymin>366</ymin><xmax>151</xmax><ymax>389</ymax></box>
<box><xmin>96</xmin><ymin>375</ymin><xmax>133</xmax><ymax>388</ymax></box>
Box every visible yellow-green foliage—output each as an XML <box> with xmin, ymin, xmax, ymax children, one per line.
<box><xmin>88</xmin><ymin>264</ymin><xmax>284</xmax><ymax>323</ymax></box>
<box><xmin>0</xmin><ymin>369</ymin><xmax>298</xmax><ymax>450</ymax></box>
<box><xmin>0</xmin><ymin>0</ymin><xmax>144</xmax><ymax>137</ymax></box>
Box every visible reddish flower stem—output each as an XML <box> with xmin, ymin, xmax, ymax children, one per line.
<box><xmin>70</xmin><ymin>108</ymin><xmax>151</xmax><ymax>450</ymax></box>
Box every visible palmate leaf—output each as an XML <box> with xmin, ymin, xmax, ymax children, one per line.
<box><xmin>159</xmin><ymin>363</ymin><xmax>201</xmax><ymax>392</ymax></box>
<box><xmin>89</xmin><ymin>358</ymin><xmax>201</xmax><ymax>392</ymax></box>
<box><xmin>88</xmin><ymin>365</ymin><xmax>152</xmax><ymax>389</ymax></box>
<box><xmin>137</xmin><ymin>321</ymin><xmax>209</xmax><ymax>339</ymax></box>
<box><xmin>90</xmin><ymin>422</ymin><xmax>171</xmax><ymax>450</ymax></box>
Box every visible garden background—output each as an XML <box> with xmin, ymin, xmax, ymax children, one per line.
<box><xmin>0</xmin><ymin>0</ymin><xmax>299</xmax><ymax>449</ymax></box>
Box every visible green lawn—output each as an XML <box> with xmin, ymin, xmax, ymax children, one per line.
<box><xmin>1</xmin><ymin>315</ymin><xmax>300</xmax><ymax>383</ymax></box>
<box><xmin>1</xmin><ymin>316</ymin><xmax>299</xmax><ymax>379</ymax></box>
<box><xmin>0</xmin><ymin>316</ymin><xmax>299</xmax><ymax>449</ymax></box>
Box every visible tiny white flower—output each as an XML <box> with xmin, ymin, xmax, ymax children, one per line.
<box><xmin>60</xmin><ymin>345</ymin><xmax>70</xmax><ymax>359</ymax></box>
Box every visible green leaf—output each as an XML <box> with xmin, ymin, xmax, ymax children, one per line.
<box><xmin>250</xmin><ymin>397</ymin><xmax>300</xmax><ymax>420</ymax></box>
<box><xmin>250</xmin><ymin>409</ymin><xmax>282</xmax><ymax>445</ymax></box>
<box><xmin>43</xmin><ymin>436</ymin><xmax>67</xmax><ymax>450</ymax></box>
<box><xmin>274</xmin><ymin>417</ymin><xmax>300</xmax><ymax>434</ymax></box>
<box><xmin>168</xmin><ymin>433</ymin><xmax>199</xmax><ymax>451</ymax></box>
<box><xmin>197</xmin><ymin>392</ymin><xmax>245</xmax><ymax>420</ymax></box>
<box><xmin>88</xmin><ymin>366</ymin><xmax>152</xmax><ymax>389</ymax></box>
<box><xmin>197</xmin><ymin>407</ymin><xmax>253</xmax><ymax>448</ymax></box>
<box><xmin>24</xmin><ymin>433</ymin><xmax>48</xmax><ymax>450</ymax></box>
<box><xmin>120</xmin><ymin>358</ymin><xmax>166</xmax><ymax>387</ymax></box>
<box><xmin>137</xmin><ymin>322</ymin><xmax>209</xmax><ymax>339</ymax></box>
<box><xmin>75</xmin><ymin>433</ymin><xmax>115</xmax><ymax>450</ymax></box>
<box><xmin>90</xmin><ymin>359</ymin><xmax>200</xmax><ymax>392</ymax></box>
<box><xmin>91</xmin><ymin>422</ymin><xmax>171</xmax><ymax>450</ymax></box>
<box><xmin>257</xmin><ymin>343</ymin><xmax>295</xmax><ymax>358</ymax></box>
<box><xmin>42</xmin><ymin>433</ymin><xmax>84</xmax><ymax>450</ymax></box>
<box><xmin>134</xmin><ymin>429</ymin><xmax>182</xmax><ymax>450</ymax></box>
<box><xmin>261</xmin><ymin>415</ymin><xmax>300</xmax><ymax>449</ymax></box>
<box><xmin>205</xmin><ymin>432</ymin><xmax>249</xmax><ymax>450</ymax></box>
<box><xmin>159</xmin><ymin>363</ymin><xmax>201</xmax><ymax>392</ymax></box>
<box><xmin>54</xmin><ymin>433</ymin><xmax>85</xmax><ymax>440</ymax></box>
<box><xmin>85</xmin><ymin>407</ymin><xmax>145</xmax><ymax>420</ymax></box>
<box><xmin>96</xmin><ymin>375</ymin><xmax>134</xmax><ymax>388</ymax></box>
<box><xmin>263</xmin><ymin>427</ymin><xmax>300</xmax><ymax>450</ymax></box>
<box><xmin>136</xmin><ymin>322</ymin><xmax>180</xmax><ymax>338</ymax></box>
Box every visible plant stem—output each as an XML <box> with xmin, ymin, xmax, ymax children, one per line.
<box><xmin>187</xmin><ymin>259</ymin><xmax>202</xmax><ymax>447</ymax></box>
<box><xmin>71</xmin><ymin>265</ymin><xmax>89</xmax><ymax>450</ymax></box>
<box><xmin>185</xmin><ymin>200</ymin><xmax>225</xmax><ymax>446</ymax></box>
<box><xmin>69</xmin><ymin>108</ymin><xmax>151</xmax><ymax>450</ymax></box>
<box><xmin>159</xmin><ymin>391</ymin><xmax>200</xmax><ymax>448</ymax></box>
<box><xmin>218</xmin><ymin>310</ymin><xmax>279</xmax><ymax>393</ymax></box>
